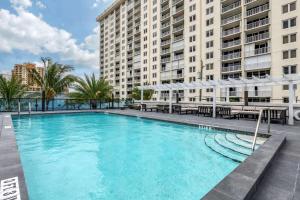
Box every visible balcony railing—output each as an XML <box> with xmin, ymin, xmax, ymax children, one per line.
<box><xmin>222</xmin><ymin>27</ymin><xmax>240</xmax><ymax>37</ymax></box>
<box><xmin>222</xmin><ymin>1</ymin><xmax>241</xmax><ymax>13</ymax></box>
<box><xmin>222</xmin><ymin>13</ymin><xmax>241</xmax><ymax>25</ymax></box>
<box><xmin>222</xmin><ymin>39</ymin><xmax>241</xmax><ymax>48</ymax></box>
<box><xmin>222</xmin><ymin>52</ymin><xmax>241</xmax><ymax>61</ymax></box>
<box><xmin>173</xmin><ymin>54</ymin><xmax>184</xmax><ymax>60</ymax></box>
<box><xmin>246</xmin><ymin>18</ymin><xmax>269</xmax><ymax>30</ymax></box>
<box><xmin>246</xmin><ymin>3</ymin><xmax>269</xmax><ymax>17</ymax></box>
<box><xmin>244</xmin><ymin>61</ymin><xmax>271</xmax><ymax>71</ymax></box>
<box><xmin>222</xmin><ymin>64</ymin><xmax>241</xmax><ymax>72</ymax></box>
<box><xmin>245</xmin><ymin>47</ymin><xmax>270</xmax><ymax>57</ymax></box>
<box><xmin>246</xmin><ymin>32</ymin><xmax>269</xmax><ymax>43</ymax></box>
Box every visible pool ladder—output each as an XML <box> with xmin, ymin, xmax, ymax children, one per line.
<box><xmin>251</xmin><ymin>109</ymin><xmax>271</xmax><ymax>151</ymax></box>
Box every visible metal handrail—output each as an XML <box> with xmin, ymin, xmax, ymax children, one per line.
<box><xmin>251</xmin><ymin>108</ymin><xmax>271</xmax><ymax>151</ymax></box>
<box><xmin>252</xmin><ymin>109</ymin><xmax>263</xmax><ymax>151</ymax></box>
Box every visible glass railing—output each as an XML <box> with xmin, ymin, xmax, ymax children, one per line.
<box><xmin>246</xmin><ymin>32</ymin><xmax>269</xmax><ymax>43</ymax></box>
<box><xmin>0</xmin><ymin>98</ymin><xmax>126</xmax><ymax>112</ymax></box>
<box><xmin>246</xmin><ymin>3</ymin><xmax>269</xmax><ymax>17</ymax></box>
<box><xmin>246</xmin><ymin>18</ymin><xmax>269</xmax><ymax>30</ymax></box>
<box><xmin>222</xmin><ymin>1</ymin><xmax>241</xmax><ymax>13</ymax></box>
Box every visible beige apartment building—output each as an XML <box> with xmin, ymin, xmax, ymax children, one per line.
<box><xmin>97</xmin><ymin>0</ymin><xmax>300</xmax><ymax>103</ymax></box>
<box><xmin>12</xmin><ymin>63</ymin><xmax>44</xmax><ymax>92</ymax></box>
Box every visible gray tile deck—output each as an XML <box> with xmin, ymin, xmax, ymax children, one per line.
<box><xmin>1</xmin><ymin>109</ymin><xmax>299</xmax><ymax>200</ymax></box>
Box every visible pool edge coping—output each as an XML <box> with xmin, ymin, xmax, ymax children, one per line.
<box><xmin>0</xmin><ymin>114</ymin><xmax>29</xmax><ymax>200</ymax></box>
<box><xmin>2</xmin><ymin>110</ymin><xmax>286</xmax><ymax>200</ymax></box>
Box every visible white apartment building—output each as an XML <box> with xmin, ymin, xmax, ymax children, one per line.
<box><xmin>97</xmin><ymin>0</ymin><xmax>300</xmax><ymax>103</ymax></box>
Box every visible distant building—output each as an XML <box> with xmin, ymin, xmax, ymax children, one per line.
<box><xmin>12</xmin><ymin>63</ymin><xmax>44</xmax><ymax>92</ymax></box>
<box><xmin>0</xmin><ymin>73</ymin><xmax>11</xmax><ymax>80</ymax></box>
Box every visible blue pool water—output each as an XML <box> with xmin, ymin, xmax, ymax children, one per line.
<box><xmin>13</xmin><ymin>113</ymin><xmax>239</xmax><ymax>200</ymax></box>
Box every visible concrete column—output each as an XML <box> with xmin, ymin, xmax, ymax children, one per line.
<box><xmin>157</xmin><ymin>90</ymin><xmax>161</xmax><ymax>102</ymax></box>
<box><xmin>169</xmin><ymin>90</ymin><xmax>173</xmax><ymax>114</ymax></box>
<box><xmin>288</xmin><ymin>81</ymin><xmax>295</xmax><ymax>125</ymax></box>
<box><xmin>213</xmin><ymin>86</ymin><xmax>216</xmax><ymax>118</ymax></box>
<box><xmin>226</xmin><ymin>88</ymin><xmax>230</xmax><ymax>103</ymax></box>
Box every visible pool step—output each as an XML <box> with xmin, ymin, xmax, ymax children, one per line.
<box><xmin>215</xmin><ymin>134</ymin><xmax>252</xmax><ymax>156</ymax></box>
<box><xmin>225</xmin><ymin>134</ymin><xmax>259</xmax><ymax>150</ymax></box>
<box><xmin>204</xmin><ymin>135</ymin><xmax>247</xmax><ymax>163</ymax></box>
<box><xmin>236</xmin><ymin>134</ymin><xmax>267</xmax><ymax>145</ymax></box>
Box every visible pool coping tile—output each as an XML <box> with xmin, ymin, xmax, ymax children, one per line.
<box><xmin>0</xmin><ymin>114</ymin><xmax>29</xmax><ymax>200</ymax></box>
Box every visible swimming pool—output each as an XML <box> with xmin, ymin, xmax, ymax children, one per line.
<box><xmin>13</xmin><ymin>113</ymin><xmax>241</xmax><ymax>200</ymax></box>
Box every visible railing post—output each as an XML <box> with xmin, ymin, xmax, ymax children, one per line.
<box><xmin>267</xmin><ymin>108</ymin><xmax>271</xmax><ymax>134</ymax></box>
<box><xmin>28</xmin><ymin>102</ymin><xmax>31</xmax><ymax>115</ymax></box>
<box><xmin>18</xmin><ymin>99</ymin><xmax>21</xmax><ymax>115</ymax></box>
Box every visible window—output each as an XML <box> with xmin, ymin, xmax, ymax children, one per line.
<box><xmin>282</xmin><ymin>2</ymin><xmax>296</xmax><ymax>13</ymax></box>
<box><xmin>283</xmin><ymin>49</ymin><xmax>297</xmax><ymax>59</ymax></box>
<box><xmin>283</xmin><ymin>18</ymin><xmax>297</xmax><ymax>29</ymax></box>
<box><xmin>283</xmin><ymin>33</ymin><xmax>297</xmax><ymax>44</ymax></box>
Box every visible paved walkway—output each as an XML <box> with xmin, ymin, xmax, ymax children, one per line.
<box><xmin>105</xmin><ymin>109</ymin><xmax>300</xmax><ymax>200</ymax></box>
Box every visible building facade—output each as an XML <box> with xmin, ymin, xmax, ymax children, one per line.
<box><xmin>97</xmin><ymin>0</ymin><xmax>300</xmax><ymax>103</ymax></box>
<box><xmin>12</xmin><ymin>63</ymin><xmax>44</xmax><ymax>92</ymax></box>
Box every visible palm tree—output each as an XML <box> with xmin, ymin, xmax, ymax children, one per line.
<box><xmin>132</xmin><ymin>87</ymin><xmax>154</xmax><ymax>100</ymax></box>
<box><xmin>0</xmin><ymin>76</ymin><xmax>27</xmax><ymax>111</ymax></box>
<box><xmin>69</xmin><ymin>74</ymin><xmax>113</xmax><ymax>109</ymax></box>
<box><xmin>28</xmin><ymin>57</ymin><xmax>77</xmax><ymax>111</ymax></box>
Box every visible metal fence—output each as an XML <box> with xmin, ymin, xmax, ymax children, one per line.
<box><xmin>0</xmin><ymin>98</ymin><xmax>129</xmax><ymax>112</ymax></box>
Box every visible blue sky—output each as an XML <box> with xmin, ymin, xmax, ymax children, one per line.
<box><xmin>0</xmin><ymin>0</ymin><xmax>113</xmax><ymax>76</ymax></box>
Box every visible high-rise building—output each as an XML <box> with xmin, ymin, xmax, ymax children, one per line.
<box><xmin>97</xmin><ymin>0</ymin><xmax>300</xmax><ymax>103</ymax></box>
<box><xmin>12</xmin><ymin>63</ymin><xmax>44</xmax><ymax>92</ymax></box>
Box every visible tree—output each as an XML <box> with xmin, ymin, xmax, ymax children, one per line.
<box><xmin>69</xmin><ymin>74</ymin><xmax>113</xmax><ymax>109</ymax></box>
<box><xmin>28</xmin><ymin>57</ymin><xmax>77</xmax><ymax>111</ymax></box>
<box><xmin>0</xmin><ymin>76</ymin><xmax>27</xmax><ymax>111</ymax></box>
<box><xmin>132</xmin><ymin>87</ymin><xmax>154</xmax><ymax>100</ymax></box>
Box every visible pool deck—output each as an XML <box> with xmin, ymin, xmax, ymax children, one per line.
<box><xmin>0</xmin><ymin>109</ymin><xmax>299</xmax><ymax>200</ymax></box>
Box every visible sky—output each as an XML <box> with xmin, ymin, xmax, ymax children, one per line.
<box><xmin>0</xmin><ymin>0</ymin><xmax>113</xmax><ymax>76</ymax></box>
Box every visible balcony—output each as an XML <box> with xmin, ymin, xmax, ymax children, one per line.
<box><xmin>173</xmin><ymin>15</ymin><xmax>184</xmax><ymax>24</ymax></box>
<box><xmin>248</xmin><ymin>90</ymin><xmax>272</xmax><ymax>97</ymax></box>
<box><xmin>161</xmin><ymin>22</ymin><xmax>171</xmax><ymax>29</ymax></box>
<box><xmin>222</xmin><ymin>64</ymin><xmax>241</xmax><ymax>72</ymax></box>
<box><xmin>173</xmin><ymin>25</ymin><xmax>184</xmax><ymax>33</ymax></box>
<box><xmin>246</xmin><ymin>32</ymin><xmax>269</xmax><ymax>43</ymax></box>
<box><xmin>246</xmin><ymin>3</ymin><xmax>269</xmax><ymax>17</ymax></box>
<box><xmin>222</xmin><ymin>1</ymin><xmax>241</xmax><ymax>13</ymax></box>
<box><xmin>161</xmin><ymin>39</ymin><xmax>171</xmax><ymax>46</ymax></box>
<box><xmin>222</xmin><ymin>27</ymin><xmax>240</xmax><ymax>37</ymax></box>
<box><xmin>244</xmin><ymin>61</ymin><xmax>271</xmax><ymax>71</ymax></box>
<box><xmin>161</xmin><ymin>49</ymin><xmax>171</xmax><ymax>55</ymax></box>
<box><xmin>173</xmin><ymin>54</ymin><xmax>184</xmax><ymax>61</ymax></box>
<box><xmin>161</xmin><ymin>57</ymin><xmax>171</xmax><ymax>63</ymax></box>
<box><xmin>172</xmin><ymin>59</ymin><xmax>184</xmax><ymax>69</ymax></box>
<box><xmin>161</xmin><ymin>30</ymin><xmax>171</xmax><ymax>38</ymax></box>
<box><xmin>245</xmin><ymin>47</ymin><xmax>270</xmax><ymax>57</ymax></box>
<box><xmin>173</xmin><ymin>5</ymin><xmax>184</xmax><ymax>15</ymax></box>
<box><xmin>133</xmin><ymin>55</ymin><xmax>141</xmax><ymax>63</ymax></box>
<box><xmin>246</xmin><ymin>18</ymin><xmax>269</xmax><ymax>30</ymax></box>
<box><xmin>222</xmin><ymin>52</ymin><xmax>241</xmax><ymax>61</ymax></box>
<box><xmin>173</xmin><ymin>0</ymin><xmax>183</xmax><ymax>6</ymax></box>
<box><xmin>222</xmin><ymin>39</ymin><xmax>241</xmax><ymax>48</ymax></box>
<box><xmin>172</xmin><ymin>39</ymin><xmax>184</xmax><ymax>51</ymax></box>
<box><xmin>221</xmin><ymin>13</ymin><xmax>241</xmax><ymax>26</ymax></box>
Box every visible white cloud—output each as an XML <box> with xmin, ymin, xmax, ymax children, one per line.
<box><xmin>36</xmin><ymin>1</ymin><xmax>46</xmax><ymax>9</ymax></box>
<box><xmin>0</xmin><ymin>5</ymin><xmax>99</xmax><ymax>70</ymax></box>
<box><xmin>10</xmin><ymin>0</ymin><xmax>32</xmax><ymax>9</ymax></box>
<box><xmin>92</xmin><ymin>0</ymin><xmax>111</xmax><ymax>8</ymax></box>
